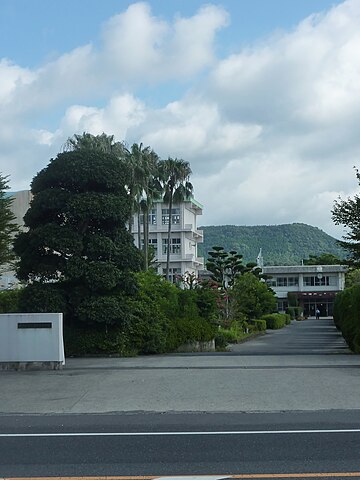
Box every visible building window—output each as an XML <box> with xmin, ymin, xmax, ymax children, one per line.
<box><xmin>162</xmin><ymin>208</ymin><xmax>180</xmax><ymax>225</ymax></box>
<box><xmin>162</xmin><ymin>238</ymin><xmax>181</xmax><ymax>255</ymax></box>
<box><xmin>162</xmin><ymin>267</ymin><xmax>181</xmax><ymax>283</ymax></box>
<box><xmin>140</xmin><ymin>238</ymin><xmax>158</xmax><ymax>254</ymax></box>
<box><xmin>149</xmin><ymin>209</ymin><xmax>157</xmax><ymax>225</ymax></box>
<box><xmin>140</xmin><ymin>209</ymin><xmax>157</xmax><ymax>225</ymax></box>
<box><xmin>277</xmin><ymin>300</ymin><xmax>288</xmax><ymax>312</ymax></box>
<box><xmin>149</xmin><ymin>238</ymin><xmax>157</xmax><ymax>254</ymax></box>
<box><xmin>276</xmin><ymin>277</ymin><xmax>288</xmax><ymax>287</ymax></box>
<box><xmin>287</xmin><ymin>277</ymin><xmax>299</xmax><ymax>286</ymax></box>
<box><xmin>303</xmin><ymin>276</ymin><xmax>330</xmax><ymax>286</ymax></box>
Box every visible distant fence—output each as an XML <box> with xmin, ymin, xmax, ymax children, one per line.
<box><xmin>0</xmin><ymin>313</ymin><xmax>65</xmax><ymax>370</ymax></box>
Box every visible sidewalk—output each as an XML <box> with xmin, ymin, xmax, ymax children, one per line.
<box><xmin>1</xmin><ymin>318</ymin><xmax>358</xmax><ymax>415</ymax></box>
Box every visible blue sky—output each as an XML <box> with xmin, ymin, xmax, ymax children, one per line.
<box><xmin>1</xmin><ymin>0</ymin><xmax>342</xmax><ymax>68</ymax></box>
<box><xmin>0</xmin><ymin>0</ymin><xmax>358</xmax><ymax>238</ymax></box>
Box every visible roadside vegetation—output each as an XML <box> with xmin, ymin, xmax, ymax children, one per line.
<box><xmin>331</xmin><ymin>167</ymin><xmax>360</xmax><ymax>352</ymax></box>
<box><xmin>0</xmin><ymin>133</ymin><xmax>293</xmax><ymax>355</ymax></box>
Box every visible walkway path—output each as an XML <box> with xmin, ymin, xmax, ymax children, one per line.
<box><xmin>230</xmin><ymin>317</ymin><xmax>351</xmax><ymax>355</ymax></box>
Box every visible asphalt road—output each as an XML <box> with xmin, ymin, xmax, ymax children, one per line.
<box><xmin>1</xmin><ymin>411</ymin><xmax>360</xmax><ymax>477</ymax></box>
<box><xmin>1</xmin><ymin>317</ymin><xmax>359</xmax><ymax>478</ymax></box>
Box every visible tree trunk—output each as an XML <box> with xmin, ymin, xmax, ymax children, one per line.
<box><xmin>137</xmin><ymin>211</ymin><xmax>141</xmax><ymax>250</ymax></box>
<box><xmin>166</xmin><ymin>192</ymin><xmax>173</xmax><ymax>282</ymax></box>
<box><xmin>144</xmin><ymin>205</ymin><xmax>149</xmax><ymax>271</ymax></box>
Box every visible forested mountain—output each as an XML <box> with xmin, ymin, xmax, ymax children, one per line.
<box><xmin>198</xmin><ymin>223</ymin><xmax>346</xmax><ymax>266</ymax></box>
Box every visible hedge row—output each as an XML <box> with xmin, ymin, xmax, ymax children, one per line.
<box><xmin>0</xmin><ymin>272</ymin><xmax>218</xmax><ymax>356</ymax></box>
<box><xmin>261</xmin><ymin>313</ymin><xmax>290</xmax><ymax>329</ymax></box>
<box><xmin>333</xmin><ymin>285</ymin><xmax>360</xmax><ymax>353</ymax></box>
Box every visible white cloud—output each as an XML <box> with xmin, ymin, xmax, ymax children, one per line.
<box><xmin>1</xmin><ymin>0</ymin><xmax>360</xmax><ymax>241</ymax></box>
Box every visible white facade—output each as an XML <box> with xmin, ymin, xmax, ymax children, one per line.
<box><xmin>263</xmin><ymin>265</ymin><xmax>347</xmax><ymax>316</ymax></box>
<box><xmin>1</xmin><ymin>191</ymin><xmax>32</xmax><ymax>290</ymax></box>
<box><xmin>132</xmin><ymin>198</ymin><xmax>204</xmax><ymax>281</ymax></box>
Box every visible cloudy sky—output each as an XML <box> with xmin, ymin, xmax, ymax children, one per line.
<box><xmin>1</xmin><ymin>0</ymin><xmax>359</xmax><ymax>238</ymax></box>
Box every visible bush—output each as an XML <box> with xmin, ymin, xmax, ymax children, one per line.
<box><xmin>250</xmin><ymin>318</ymin><xmax>267</xmax><ymax>331</ymax></box>
<box><xmin>333</xmin><ymin>285</ymin><xmax>360</xmax><ymax>353</ymax></box>
<box><xmin>64</xmin><ymin>326</ymin><xmax>136</xmax><ymax>357</ymax></box>
<box><xmin>0</xmin><ymin>289</ymin><xmax>20</xmax><ymax>313</ymax></box>
<box><xmin>261</xmin><ymin>313</ymin><xmax>287</xmax><ymax>329</ymax></box>
<box><xmin>18</xmin><ymin>283</ymin><xmax>67</xmax><ymax>314</ymax></box>
<box><xmin>287</xmin><ymin>307</ymin><xmax>302</xmax><ymax>320</ymax></box>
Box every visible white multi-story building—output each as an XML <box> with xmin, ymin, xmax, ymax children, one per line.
<box><xmin>262</xmin><ymin>265</ymin><xmax>347</xmax><ymax>316</ymax></box>
<box><xmin>0</xmin><ymin>191</ymin><xmax>32</xmax><ymax>290</ymax></box>
<box><xmin>131</xmin><ymin>198</ymin><xmax>204</xmax><ymax>282</ymax></box>
<box><xmin>1</xmin><ymin>191</ymin><xmax>205</xmax><ymax>288</ymax></box>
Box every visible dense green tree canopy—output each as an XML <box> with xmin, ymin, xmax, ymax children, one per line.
<box><xmin>14</xmin><ymin>149</ymin><xmax>142</xmax><ymax>326</ymax></box>
<box><xmin>0</xmin><ymin>174</ymin><xmax>18</xmax><ymax>272</ymax></box>
<box><xmin>232</xmin><ymin>272</ymin><xmax>276</xmax><ymax>321</ymax></box>
<box><xmin>332</xmin><ymin>168</ymin><xmax>360</xmax><ymax>266</ymax></box>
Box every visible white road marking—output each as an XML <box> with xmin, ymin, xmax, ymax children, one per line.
<box><xmin>1</xmin><ymin>429</ymin><xmax>360</xmax><ymax>437</ymax></box>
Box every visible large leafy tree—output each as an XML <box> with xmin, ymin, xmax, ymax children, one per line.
<box><xmin>232</xmin><ymin>272</ymin><xmax>276</xmax><ymax>321</ymax></box>
<box><xmin>332</xmin><ymin>167</ymin><xmax>360</xmax><ymax>266</ymax></box>
<box><xmin>159</xmin><ymin>158</ymin><xmax>193</xmax><ymax>281</ymax></box>
<box><xmin>64</xmin><ymin>132</ymin><xmax>126</xmax><ymax>156</ymax></box>
<box><xmin>14</xmin><ymin>150</ymin><xmax>142</xmax><ymax>326</ymax></box>
<box><xmin>0</xmin><ymin>174</ymin><xmax>18</xmax><ymax>272</ymax></box>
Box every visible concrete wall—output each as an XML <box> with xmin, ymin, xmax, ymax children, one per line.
<box><xmin>0</xmin><ymin>313</ymin><xmax>65</xmax><ymax>368</ymax></box>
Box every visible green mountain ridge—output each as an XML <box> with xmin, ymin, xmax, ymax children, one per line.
<box><xmin>198</xmin><ymin>223</ymin><xmax>346</xmax><ymax>266</ymax></box>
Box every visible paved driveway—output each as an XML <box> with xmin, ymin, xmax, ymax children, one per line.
<box><xmin>0</xmin><ymin>317</ymin><xmax>359</xmax><ymax>414</ymax></box>
<box><xmin>229</xmin><ymin>317</ymin><xmax>351</xmax><ymax>355</ymax></box>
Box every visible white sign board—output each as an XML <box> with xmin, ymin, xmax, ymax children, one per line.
<box><xmin>0</xmin><ymin>313</ymin><xmax>65</xmax><ymax>365</ymax></box>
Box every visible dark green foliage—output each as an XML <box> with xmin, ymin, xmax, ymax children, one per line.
<box><xmin>303</xmin><ymin>253</ymin><xmax>342</xmax><ymax>265</ymax></box>
<box><xmin>261</xmin><ymin>313</ymin><xmax>288</xmax><ymax>329</ymax></box>
<box><xmin>333</xmin><ymin>285</ymin><xmax>360</xmax><ymax>353</ymax></box>
<box><xmin>18</xmin><ymin>283</ymin><xmax>67</xmax><ymax>314</ymax></box>
<box><xmin>206</xmin><ymin>246</ymin><xmax>246</xmax><ymax>287</ymax></box>
<box><xmin>64</xmin><ymin>271</ymin><xmax>218</xmax><ymax>356</ymax></box>
<box><xmin>345</xmin><ymin>268</ymin><xmax>360</xmax><ymax>288</ymax></box>
<box><xmin>332</xmin><ymin>168</ymin><xmax>360</xmax><ymax>267</ymax></box>
<box><xmin>232</xmin><ymin>272</ymin><xmax>276</xmax><ymax>321</ymax></box>
<box><xmin>287</xmin><ymin>306</ymin><xmax>302</xmax><ymax>320</ymax></box>
<box><xmin>250</xmin><ymin>318</ymin><xmax>267</xmax><ymax>331</ymax></box>
<box><xmin>64</xmin><ymin>327</ymin><xmax>135</xmax><ymax>357</ymax></box>
<box><xmin>0</xmin><ymin>289</ymin><xmax>20</xmax><ymax>313</ymax></box>
<box><xmin>287</xmin><ymin>292</ymin><xmax>299</xmax><ymax>307</ymax></box>
<box><xmin>199</xmin><ymin>224</ymin><xmax>346</xmax><ymax>265</ymax></box>
<box><xmin>0</xmin><ymin>174</ymin><xmax>18</xmax><ymax>270</ymax></box>
<box><xmin>14</xmin><ymin>150</ymin><xmax>142</xmax><ymax>327</ymax></box>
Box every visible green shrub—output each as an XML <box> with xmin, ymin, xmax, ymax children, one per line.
<box><xmin>333</xmin><ymin>285</ymin><xmax>360</xmax><ymax>353</ymax></box>
<box><xmin>0</xmin><ymin>289</ymin><xmax>20</xmax><ymax>313</ymax></box>
<box><xmin>284</xmin><ymin>314</ymin><xmax>291</xmax><ymax>325</ymax></box>
<box><xmin>261</xmin><ymin>313</ymin><xmax>287</xmax><ymax>329</ymax></box>
<box><xmin>64</xmin><ymin>326</ymin><xmax>136</xmax><ymax>356</ymax></box>
<box><xmin>215</xmin><ymin>328</ymin><xmax>238</xmax><ymax>349</ymax></box>
<box><xmin>287</xmin><ymin>307</ymin><xmax>302</xmax><ymax>320</ymax></box>
<box><xmin>250</xmin><ymin>318</ymin><xmax>267</xmax><ymax>331</ymax></box>
<box><xmin>18</xmin><ymin>283</ymin><xmax>67</xmax><ymax>314</ymax></box>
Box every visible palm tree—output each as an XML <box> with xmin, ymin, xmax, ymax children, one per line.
<box><xmin>158</xmin><ymin>158</ymin><xmax>193</xmax><ymax>281</ymax></box>
<box><xmin>140</xmin><ymin>150</ymin><xmax>162</xmax><ymax>270</ymax></box>
<box><xmin>126</xmin><ymin>143</ymin><xmax>152</xmax><ymax>250</ymax></box>
<box><xmin>126</xmin><ymin>144</ymin><xmax>162</xmax><ymax>270</ymax></box>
